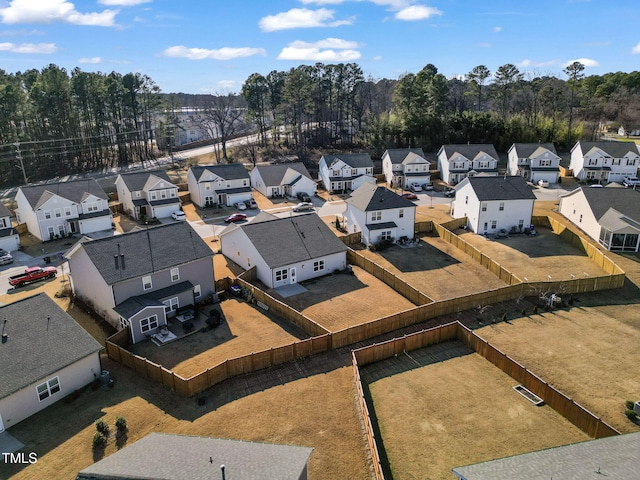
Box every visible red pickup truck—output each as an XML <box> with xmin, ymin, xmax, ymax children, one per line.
<box><xmin>9</xmin><ymin>266</ymin><xmax>57</xmax><ymax>288</ymax></box>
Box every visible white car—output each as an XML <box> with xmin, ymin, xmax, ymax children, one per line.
<box><xmin>537</xmin><ymin>179</ymin><xmax>549</xmax><ymax>187</ymax></box>
<box><xmin>171</xmin><ymin>211</ymin><xmax>186</xmax><ymax>221</ymax></box>
<box><xmin>622</xmin><ymin>175</ymin><xmax>640</xmax><ymax>188</ymax></box>
<box><xmin>235</xmin><ymin>202</ymin><xmax>247</xmax><ymax>211</ymax></box>
<box><xmin>410</xmin><ymin>183</ymin><xmax>422</xmax><ymax>192</ymax></box>
<box><xmin>0</xmin><ymin>248</ymin><xmax>13</xmax><ymax>265</ymax></box>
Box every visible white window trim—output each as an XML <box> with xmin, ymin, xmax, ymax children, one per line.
<box><xmin>170</xmin><ymin>268</ymin><xmax>179</xmax><ymax>282</ymax></box>
<box><xmin>142</xmin><ymin>275</ymin><xmax>152</xmax><ymax>290</ymax></box>
<box><xmin>194</xmin><ymin>285</ymin><xmax>201</xmax><ymax>298</ymax></box>
<box><xmin>313</xmin><ymin>260</ymin><xmax>325</xmax><ymax>272</ymax></box>
<box><xmin>37</xmin><ymin>376</ymin><xmax>61</xmax><ymax>401</ymax></box>
<box><xmin>163</xmin><ymin>297</ymin><xmax>179</xmax><ymax>313</ymax></box>
<box><xmin>140</xmin><ymin>314</ymin><xmax>159</xmax><ymax>333</ymax></box>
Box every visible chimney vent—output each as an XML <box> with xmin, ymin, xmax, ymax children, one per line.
<box><xmin>120</xmin><ymin>254</ymin><xmax>125</xmax><ymax>269</ymax></box>
<box><xmin>114</xmin><ymin>255</ymin><xmax>119</xmax><ymax>269</ymax></box>
<box><xmin>2</xmin><ymin>333</ymin><xmax>7</xmax><ymax>343</ymax></box>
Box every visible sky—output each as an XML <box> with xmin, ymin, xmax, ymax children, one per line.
<box><xmin>0</xmin><ymin>0</ymin><xmax>639</xmax><ymax>94</ymax></box>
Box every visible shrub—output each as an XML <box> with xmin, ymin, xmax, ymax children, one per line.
<box><xmin>625</xmin><ymin>409</ymin><xmax>638</xmax><ymax>420</ymax></box>
<box><xmin>501</xmin><ymin>313</ymin><xmax>507</xmax><ymax>322</ymax></box>
<box><xmin>521</xmin><ymin>308</ymin><xmax>527</xmax><ymax>316</ymax></box>
<box><xmin>95</xmin><ymin>419</ymin><xmax>110</xmax><ymax>437</ymax></box>
<box><xmin>92</xmin><ymin>432</ymin><xmax>107</xmax><ymax>449</ymax></box>
<box><xmin>533</xmin><ymin>305</ymin><xmax>538</xmax><ymax>314</ymax></box>
<box><xmin>115</xmin><ymin>416</ymin><xmax>127</xmax><ymax>434</ymax></box>
<box><xmin>625</xmin><ymin>400</ymin><xmax>635</xmax><ymax>411</ymax></box>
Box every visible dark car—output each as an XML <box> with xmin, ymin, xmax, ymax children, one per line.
<box><xmin>443</xmin><ymin>187</ymin><xmax>456</xmax><ymax>197</ymax></box>
<box><xmin>402</xmin><ymin>192</ymin><xmax>418</xmax><ymax>200</ymax></box>
<box><xmin>296</xmin><ymin>192</ymin><xmax>312</xmax><ymax>202</ymax></box>
<box><xmin>224</xmin><ymin>213</ymin><xmax>247</xmax><ymax>223</ymax></box>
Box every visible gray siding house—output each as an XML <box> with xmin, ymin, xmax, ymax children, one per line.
<box><xmin>0</xmin><ymin>293</ymin><xmax>102</xmax><ymax>431</ymax></box>
<box><xmin>65</xmin><ymin>222</ymin><xmax>215</xmax><ymax>344</ymax></box>
<box><xmin>0</xmin><ymin>202</ymin><xmax>20</xmax><ymax>252</ymax></box>
<box><xmin>187</xmin><ymin>163</ymin><xmax>253</xmax><ymax>207</ymax></box>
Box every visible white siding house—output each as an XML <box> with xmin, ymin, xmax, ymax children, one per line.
<box><xmin>381</xmin><ymin>148</ymin><xmax>431</xmax><ymax>189</ymax></box>
<box><xmin>344</xmin><ymin>184</ymin><xmax>417</xmax><ymax>245</ymax></box>
<box><xmin>115</xmin><ymin>171</ymin><xmax>180</xmax><ymax>220</ymax></box>
<box><xmin>14</xmin><ymin>179</ymin><xmax>112</xmax><ymax>242</ymax></box>
<box><xmin>250</xmin><ymin>163</ymin><xmax>316</xmax><ymax>199</ymax></box>
<box><xmin>220</xmin><ymin>212</ymin><xmax>348</xmax><ymax>289</ymax></box>
<box><xmin>437</xmin><ymin>144</ymin><xmax>500</xmax><ymax>185</ymax></box>
<box><xmin>318</xmin><ymin>153</ymin><xmax>375</xmax><ymax>193</ymax></box>
<box><xmin>0</xmin><ymin>203</ymin><xmax>20</xmax><ymax>252</ymax></box>
<box><xmin>569</xmin><ymin>141</ymin><xmax>640</xmax><ymax>184</ymax></box>
<box><xmin>451</xmin><ymin>176</ymin><xmax>536</xmax><ymax>234</ymax></box>
<box><xmin>187</xmin><ymin>163</ymin><xmax>252</xmax><ymax>208</ymax></box>
<box><xmin>507</xmin><ymin>143</ymin><xmax>560</xmax><ymax>184</ymax></box>
<box><xmin>559</xmin><ymin>186</ymin><xmax>640</xmax><ymax>252</ymax></box>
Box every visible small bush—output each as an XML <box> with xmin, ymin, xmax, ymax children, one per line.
<box><xmin>92</xmin><ymin>432</ymin><xmax>107</xmax><ymax>449</ymax></box>
<box><xmin>95</xmin><ymin>419</ymin><xmax>110</xmax><ymax>437</ymax></box>
<box><xmin>625</xmin><ymin>409</ymin><xmax>638</xmax><ymax>420</ymax></box>
<box><xmin>521</xmin><ymin>308</ymin><xmax>527</xmax><ymax>316</ymax></box>
<box><xmin>501</xmin><ymin>313</ymin><xmax>507</xmax><ymax>322</ymax></box>
<box><xmin>115</xmin><ymin>416</ymin><xmax>127</xmax><ymax>434</ymax></box>
<box><xmin>533</xmin><ymin>306</ymin><xmax>538</xmax><ymax>314</ymax></box>
<box><xmin>625</xmin><ymin>400</ymin><xmax>635</xmax><ymax>410</ymax></box>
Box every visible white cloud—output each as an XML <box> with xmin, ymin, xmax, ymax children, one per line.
<box><xmin>217</xmin><ymin>80</ymin><xmax>236</xmax><ymax>89</ymax></box>
<box><xmin>162</xmin><ymin>45</ymin><xmax>267</xmax><ymax>60</ymax></box>
<box><xmin>564</xmin><ymin>57</ymin><xmax>599</xmax><ymax>67</ymax></box>
<box><xmin>0</xmin><ymin>41</ymin><xmax>56</xmax><ymax>53</ymax></box>
<box><xmin>78</xmin><ymin>56</ymin><xmax>102</xmax><ymax>64</ymax></box>
<box><xmin>98</xmin><ymin>0</ymin><xmax>150</xmax><ymax>5</ymax></box>
<box><xmin>299</xmin><ymin>0</ymin><xmax>346</xmax><ymax>4</ymax></box>
<box><xmin>259</xmin><ymin>8</ymin><xmax>354</xmax><ymax>32</ymax></box>
<box><xmin>519</xmin><ymin>58</ymin><xmax>559</xmax><ymax>68</ymax></box>
<box><xmin>395</xmin><ymin>5</ymin><xmax>442</xmax><ymax>21</ymax></box>
<box><xmin>493</xmin><ymin>26</ymin><xmax>502</xmax><ymax>33</ymax></box>
<box><xmin>632</xmin><ymin>42</ymin><xmax>640</xmax><ymax>54</ymax></box>
<box><xmin>277</xmin><ymin>38</ymin><xmax>361</xmax><ymax>61</ymax></box>
<box><xmin>0</xmin><ymin>0</ymin><xmax>118</xmax><ymax>27</ymax></box>
<box><xmin>373</xmin><ymin>55</ymin><xmax>383</xmax><ymax>61</ymax></box>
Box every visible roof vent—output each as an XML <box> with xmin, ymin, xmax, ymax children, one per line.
<box><xmin>1</xmin><ymin>333</ymin><xmax>7</xmax><ymax>343</ymax></box>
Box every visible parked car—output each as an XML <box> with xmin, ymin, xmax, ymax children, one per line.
<box><xmin>402</xmin><ymin>192</ymin><xmax>418</xmax><ymax>200</ymax></box>
<box><xmin>422</xmin><ymin>183</ymin><xmax>434</xmax><ymax>191</ymax></box>
<box><xmin>410</xmin><ymin>183</ymin><xmax>422</xmax><ymax>192</ymax></box>
<box><xmin>296</xmin><ymin>192</ymin><xmax>312</xmax><ymax>202</ymax></box>
<box><xmin>171</xmin><ymin>210</ymin><xmax>186</xmax><ymax>221</ymax></box>
<box><xmin>443</xmin><ymin>187</ymin><xmax>456</xmax><ymax>197</ymax></box>
<box><xmin>224</xmin><ymin>213</ymin><xmax>247</xmax><ymax>223</ymax></box>
<box><xmin>0</xmin><ymin>248</ymin><xmax>13</xmax><ymax>265</ymax></box>
<box><xmin>244</xmin><ymin>199</ymin><xmax>258</xmax><ymax>209</ymax></box>
<box><xmin>622</xmin><ymin>175</ymin><xmax>640</xmax><ymax>188</ymax></box>
<box><xmin>9</xmin><ymin>266</ymin><xmax>57</xmax><ymax>288</ymax></box>
<box><xmin>589</xmin><ymin>184</ymin><xmax>604</xmax><ymax>188</ymax></box>
<box><xmin>537</xmin><ymin>179</ymin><xmax>549</xmax><ymax>187</ymax></box>
<box><xmin>235</xmin><ymin>201</ymin><xmax>247</xmax><ymax>211</ymax></box>
<box><xmin>292</xmin><ymin>202</ymin><xmax>314</xmax><ymax>212</ymax></box>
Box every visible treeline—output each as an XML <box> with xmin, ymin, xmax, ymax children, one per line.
<box><xmin>240</xmin><ymin>62</ymin><xmax>640</xmax><ymax>158</ymax></box>
<box><xmin>0</xmin><ymin>65</ymin><xmax>160</xmax><ymax>187</ymax></box>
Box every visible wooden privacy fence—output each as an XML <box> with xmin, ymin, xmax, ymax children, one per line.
<box><xmin>339</xmin><ymin>231</ymin><xmax>362</xmax><ymax>246</ymax></box>
<box><xmin>414</xmin><ymin>220</ymin><xmax>434</xmax><ymax>234</ymax></box>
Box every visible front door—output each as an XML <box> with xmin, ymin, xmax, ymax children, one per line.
<box><xmin>290</xmin><ymin>267</ymin><xmax>297</xmax><ymax>284</ymax></box>
<box><xmin>69</xmin><ymin>220</ymin><xmax>78</xmax><ymax>234</ymax></box>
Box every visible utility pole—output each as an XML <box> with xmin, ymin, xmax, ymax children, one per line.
<box><xmin>14</xmin><ymin>142</ymin><xmax>28</xmax><ymax>185</ymax></box>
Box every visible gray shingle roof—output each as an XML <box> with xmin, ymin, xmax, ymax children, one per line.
<box><xmin>440</xmin><ymin>144</ymin><xmax>499</xmax><ymax>161</ymax></box>
<box><xmin>235</xmin><ymin>213</ymin><xmax>348</xmax><ymax>269</ymax></box>
<box><xmin>18</xmin><ymin>179</ymin><xmax>108</xmax><ymax>209</ymax></box>
<box><xmin>113</xmin><ymin>280</ymin><xmax>195</xmax><ymax>318</ymax></box>
<box><xmin>116</xmin><ymin>170</ymin><xmax>173</xmax><ymax>191</ymax></box>
<box><xmin>345</xmin><ymin>184</ymin><xmax>416</xmax><ymax>211</ymax></box>
<box><xmin>321</xmin><ymin>153</ymin><xmax>374</xmax><ymax>168</ymax></box>
<box><xmin>76</xmin><ymin>222</ymin><xmax>213</xmax><ymax>285</ymax></box>
<box><xmin>575</xmin><ymin>140</ymin><xmax>640</xmax><ymax>158</ymax></box>
<box><xmin>510</xmin><ymin>143</ymin><xmax>557</xmax><ymax>158</ymax></box>
<box><xmin>465</xmin><ymin>176</ymin><xmax>536</xmax><ymax>201</ymax></box>
<box><xmin>383</xmin><ymin>148</ymin><xmax>426</xmax><ymax>164</ymax></box>
<box><xmin>189</xmin><ymin>163</ymin><xmax>250</xmax><ymax>182</ymax></box>
<box><xmin>0</xmin><ymin>293</ymin><xmax>102</xmax><ymax>399</ymax></box>
<box><xmin>77</xmin><ymin>432</ymin><xmax>313</xmax><ymax>480</ymax></box>
<box><xmin>452</xmin><ymin>432</ymin><xmax>640</xmax><ymax>480</ymax></box>
<box><xmin>252</xmin><ymin>163</ymin><xmax>312</xmax><ymax>186</ymax></box>
<box><xmin>578</xmin><ymin>186</ymin><xmax>640</xmax><ymax>220</ymax></box>
<box><xmin>0</xmin><ymin>202</ymin><xmax>11</xmax><ymax>217</ymax></box>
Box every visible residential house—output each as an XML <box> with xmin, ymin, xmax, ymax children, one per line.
<box><xmin>0</xmin><ymin>293</ymin><xmax>102</xmax><ymax>431</ymax></box>
<box><xmin>187</xmin><ymin>163</ymin><xmax>252</xmax><ymax>207</ymax></box>
<box><xmin>65</xmin><ymin>222</ymin><xmax>215</xmax><ymax>344</ymax></box>
<box><xmin>0</xmin><ymin>203</ymin><xmax>20</xmax><ymax>252</ymax></box>
<box><xmin>318</xmin><ymin>153</ymin><xmax>375</xmax><ymax>194</ymax></box>
<box><xmin>558</xmin><ymin>186</ymin><xmax>640</xmax><ymax>252</ymax></box>
<box><xmin>569</xmin><ymin>141</ymin><xmax>640</xmax><ymax>184</ymax></box>
<box><xmin>220</xmin><ymin>212</ymin><xmax>348</xmax><ymax>289</ymax></box>
<box><xmin>250</xmin><ymin>163</ymin><xmax>316</xmax><ymax>198</ymax></box>
<box><xmin>437</xmin><ymin>144</ymin><xmax>500</xmax><ymax>185</ymax></box>
<box><xmin>507</xmin><ymin>143</ymin><xmax>560</xmax><ymax>184</ymax></box>
<box><xmin>115</xmin><ymin>171</ymin><xmax>180</xmax><ymax>220</ymax></box>
<box><xmin>343</xmin><ymin>183</ymin><xmax>417</xmax><ymax>245</ymax></box>
<box><xmin>14</xmin><ymin>179</ymin><xmax>112</xmax><ymax>242</ymax></box>
<box><xmin>451</xmin><ymin>176</ymin><xmax>536</xmax><ymax>234</ymax></box>
<box><xmin>77</xmin><ymin>432</ymin><xmax>313</xmax><ymax>480</ymax></box>
<box><xmin>381</xmin><ymin>148</ymin><xmax>431</xmax><ymax>189</ymax></box>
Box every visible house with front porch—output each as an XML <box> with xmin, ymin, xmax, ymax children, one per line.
<box><xmin>569</xmin><ymin>141</ymin><xmax>640</xmax><ymax>184</ymax></box>
<box><xmin>451</xmin><ymin>176</ymin><xmax>536</xmax><ymax>234</ymax></box>
<box><xmin>187</xmin><ymin>163</ymin><xmax>252</xmax><ymax>208</ymax></box>
<box><xmin>318</xmin><ymin>153</ymin><xmax>375</xmax><ymax>194</ymax></box>
<box><xmin>219</xmin><ymin>212</ymin><xmax>348</xmax><ymax>289</ymax></box>
<box><xmin>437</xmin><ymin>144</ymin><xmax>500</xmax><ymax>185</ymax></box>
<box><xmin>14</xmin><ymin>179</ymin><xmax>112</xmax><ymax>242</ymax></box>
<box><xmin>0</xmin><ymin>293</ymin><xmax>102</xmax><ymax>431</ymax></box>
<box><xmin>381</xmin><ymin>148</ymin><xmax>431</xmax><ymax>189</ymax></box>
<box><xmin>250</xmin><ymin>163</ymin><xmax>316</xmax><ymax>199</ymax></box>
<box><xmin>0</xmin><ymin>203</ymin><xmax>20</xmax><ymax>252</ymax></box>
<box><xmin>115</xmin><ymin>171</ymin><xmax>180</xmax><ymax>220</ymax></box>
<box><xmin>343</xmin><ymin>184</ymin><xmax>416</xmax><ymax>245</ymax></box>
<box><xmin>507</xmin><ymin>143</ymin><xmax>560</xmax><ymax>184</ymax></box>
<box><xmin>558</xmin><ymin>186</ymin><xmax>640</xmax><ymax>252</ymax></box>
<box><xmin>65</xmin><ymin>222</ymin><xmax>215</xmax><ymax>344</ymax></box>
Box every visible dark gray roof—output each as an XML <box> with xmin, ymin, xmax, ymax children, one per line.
<box><xmin>452</xmin><ymin>432</ymin><xmax>640</xmax><ymax>480</ymax></box>
<box><xmin>383</xmin><ymin>148</ymin><xmax>426</xmax><ymax>164</ymax></box>
<box><xmin>77</xmin><ymin>432</ymin><xmax>313</xmax><ymax>480</ymax></box>
<box><xmin>321</xmin><ymin>153</ymin><xmax>374</xmax><ymax>169</ymax></box>
<box><xmin>465</xmin><ymin>176</ymin><xmax>536</xmax><ymax>201</ymax></box>
<box><xmin>510</xmin><ymin>143</ymin><xmax>557</xmax><ymax>158</ymax></box>
<box><xmin>75</xmin><ymin>222</ymin><xmax>213</xmax><ymax>285</ymax></box>
<box><xmin>345</xmin><ymin>183</ymin><xmax>416</xmax><ymax>211</ymax></box>
<box><xmin>252</xmin><ymin>163</ymin><xmax>312</xmax><ymax>186</ymax></box>
<box><xmin>0</xmin><ymin>202</ymin><xmax>11</xmax><ymax>217</ymax></box>
<box><xmin>366</xmin><ymin>221</ymin><xmax>398</xmax><ymax>230</ymax></box>
<box><xmin>18</xmin><ymin>179</ymin><xmax>108</xmax><ymax>209</ymax></box>
<box><xmin>113</xmin><ymin>280</ymin><xmax>195</xmax><ymax>318</ymax></box>
<box><xmin>235</xmin><ymin>213</ymin><xmax>348</xmax><ymax>269</ymax></box>
<box><xmin>0</xmin><ymin>227</ymin><xmax>16</xmax><ymax>238</ymax></box>
<box><xmin>0</xmin><ymin>293</ymin><xmax>102</xmax><ymax>399</ymax></box>
<box><xmin>575</xmin><ymin>140</ymin><xmax>640</xmax><ymax>158</ymax></box>
<box><xmin>77</xmin><ymin>208</ymin><xmax>111</xmax><ymax>220</ymax></box>
<box><xmin>190</xmin><ymin>163</ymin><xmax>250</xmax><ymax>182</ymax></box>
<box><xmin>577</xmin><ymin>186</ymin><xmax>640</xmax><ymax>221</ymax></box>
<box><xmin>440</xmin><ymin>144</ymin><xmax>499</xmax><ymax>161</ymax></box>
<box><xmin>116</xmin><ymin>170</ymin><xmax>173</xmax><ymax>191</ymax></box>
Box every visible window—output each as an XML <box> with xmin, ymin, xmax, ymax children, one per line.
<box><xmin>243</xmin><ymin>179</ymin><xmax>248</xmax><ymax>186</ymax></box>
<box><xmin>612</xmin><ymin>159</ymin><xmax>621</xmax><ymax>165</ymax></box>
<box><xmin>170</xmin><ymin>268</ymin><xmax>179</xmax><ymax>282</ymax></box>
<box><xmin>119</xmin><ymin>317</ymin><xmax>129</xmax><ymax>329</ymax></box>
<box><xmin>150</xmin><ymin>191</ymin><xmax>157</xmax><ymax>200</ymax></box>
<box><xmin>136</xmin><ymin>191</ymin><xmax>141</xmax><ymax>197</ymax></box>
<box><xmin>380</xmin><ymin>231</ymin><xmax>392</xmax><ymax>241</ymax></box>
<box><xmin>193</xmin><ymin>285</ymin><xmax>201</xmax><ymax>298</ymax></box>
<box><xmin>161</xmin><ymin>190</ymin><xmax>167</xmax><ymax>199</ymax></box>
<box><xmin>170</xmin><ymin>190</ymin><xmax>176</xmax><ymax>197</ymax></box>
<box><xmin>491</xmin><ymin>220</ymin><xmax>497</xmax><ymax>229</ymax></box>
<box><xmin>332</xmin><ymin>169</ymin><xmax>340</xmax><ymax>176</ymax></box>
<box><xmin>465</xmin><ymin>196</ymin><xmax>468</xmax><ymax>205</ymax></box>
<box><xmin>142</xmin><ymin>275</ymin><xmax>152</xmax><ymax>290</ymax></box>
<box><xmin>453</xmin><ymin>162</ymin><xmax>464</xmax><ymax>169</ymax></box>
<box><xmin>423</xmin><ymin>165</ymin><xmax>427</xmax><ymax>171</ymax></box>
<box><xmin>87</xmin><ymin>202</ymin><xmax>98</xmax><ymax>212</ymax></box>
<box><xmin>140</xmin><ymin>315</ymin><xmax>159</xmax><ymax>333</ymax></box>
<box><xmin>163</xmin><ymin>297</ymin><xmax>179</xmax><ymax>313</ymax></box>
<box><xmin>275</xmin><ymin>269</ymin><xmax>288</xmax><ymax>282</ymax></box>
<box><xmin>399</xmin><ymin>209</ymin><xmax>404</xmax><ymax>218</ymax></box>
<box><xmin>481</xmin><ymin>203</ymin><xmax>487</xmax><ymax>212</ymax></box>
<box><xmin>519</xmin><ymin>219</ymin><xmax>524</xmax><ymax>228</ymax></box>
<box><xmin>579</xmin><ymin>214</ymin><xmax>583</xmax><ymax>223</ymax></box>
<box><xmin>371</xmin><ymin>211</ymin><xmax>382</xmax><ymax>221</ymax></box>
<box><xmin>539</xmin><ymin>159</ymin><xmax>551</xmax><ymax>167</ymax></box>
<box><xmin>44</xmin><ymin>210</ymin><xmax>51</xmax><ymax>219</ymax></box>
<box><xmin>627</xmin><ymin>158</ymin><xmax>636</xmax><ymax>166</ymax></box>
<box><xmin>64</xmin><ymin>206</ymin><xmax>72</xmax><ymax>216</ymax></box>
<box><xmin>588</xmin><ymin>158</ymin><xmax>598</xmax><ymax>166</ymax></box>
<box><xmin>58</xmin><ymin>225</ymin><xmax>65</xmax><ymax>236</ymax></box>
<box><xmin>479</xmin><ymin>161</ymin><xmax>489</xmax><ymax>168</ymax></box>
<box><xmin>204</xmin><ymin>182</ymin><xmax>211</xmax><ymax>191</ymax></box>
<box><xmin>499</xmin><ymin>202</ymin><xmax>504</xmax><ymax>211</ymax></box>
<box><xmin>54</xmin><ymin>208</ymin><xmax>61</xmax><ymax>218</ymax></box>
<box><xmin>313</xmin><ymin>260</ymin><xmax>325</xmax><ymax>272</ymax></box>
<box><xmin>37</xmin><ymin>377</ymin><xmax>60</xmax><ymax>401</ymax></box>
<box><xmin>586</xmin><ymin>171</ymin><xmax>596</xmax><ymax>180</ymax></box>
